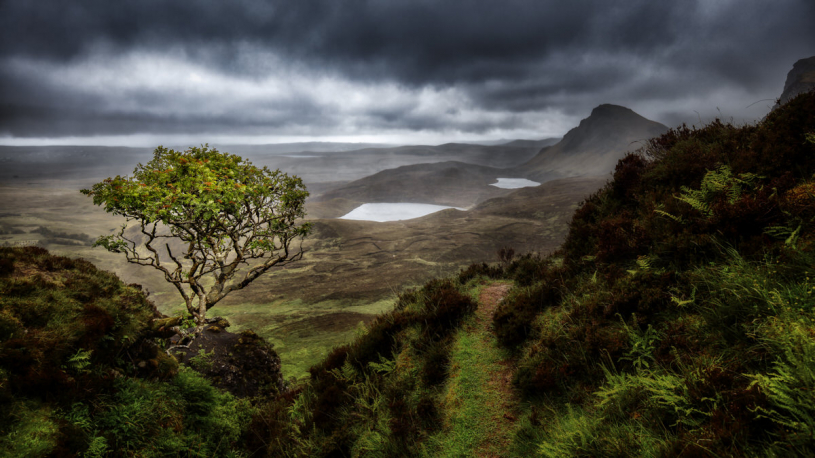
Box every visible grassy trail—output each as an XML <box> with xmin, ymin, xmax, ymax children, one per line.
<box><xmin>430</xmin><ymin>281</ymin><xmax>520</xmax><ymax>457</ymax></box>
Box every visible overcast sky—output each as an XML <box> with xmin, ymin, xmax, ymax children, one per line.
<box><xmin>1</xmin><ymin>0</ymin><xmax>813</xmax><ymax>146</ymax></box>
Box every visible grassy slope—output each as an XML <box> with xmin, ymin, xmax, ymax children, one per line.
<box><xmin>0</xmin><ymin>247</ymin><xmax>258</xmax><ymax>457</ymax></box>
<box><xmin>493</xmin><ymin>93</ymin><xmax>815</xmax><ymax>457</ymax></box>
<box><xmin>244</xmin><ymin>92</ymin><xmax>815</xmax><ymax>457</ymax></box>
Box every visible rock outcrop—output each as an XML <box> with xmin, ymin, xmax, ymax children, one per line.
<box><xmin>172</xmin><ymin>322</ymin><xmax>288</xmax><ymax>398</ymax></box>
<box><xmin>777</xmin><ymin>56</ymin><xmax>815</xmax><ymax>107</ymax></box>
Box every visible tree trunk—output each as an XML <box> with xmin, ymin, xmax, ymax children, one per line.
<box><xmin>196</xmin><ymin>295</ymin><xmax>208</xmax><ymax>329</ymax></box>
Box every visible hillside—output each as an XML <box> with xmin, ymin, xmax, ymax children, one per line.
<box><xmin>312</xmin><ymin>161</ymin><xmax>509</xmax><ymax>210</ymax></box>
<box><xmin>499</xmin><ymin>138</ymin><xmax>560</xmax><ymax>149</ymax></box>
<box><xmin>254</xmin><ymin>140</ymin><xmax>556</xmax><ymax>185</ymax></box>
<box><xmin>311</xmin><ymin>104</ymin><xmax>665</xmax><ymax>211</ymax></box>
<box><xmin>241</xmin><ymin>91</ymin><xmax>815</xmax><ymax>456</ymax></box>
<box><xmin>519</xmin><ymin>104</ymin><xmax>668</xmax><ymax>180</ymax></box>
<box><xmin>0</xmin><ymin>246</ymin><xmax>289</xmax><ymax>455</ymax></box>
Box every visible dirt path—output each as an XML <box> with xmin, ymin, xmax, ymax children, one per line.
<box><xmin>473</xmin><ymin>282</ymin><xmax>519</xmax><ymax>458</ymax></box>
<box><xmin>476</xmin><ymin>282</ymin><xmax>512</xmax><ymax>327</ymax></box>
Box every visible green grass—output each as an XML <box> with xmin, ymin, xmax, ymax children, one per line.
<box><xmin>216</xmin><ymin>297</ymin><xmax>396</xmax><ymax>380</ymax></box>
<box><xmin>0</xmin><ymin>401</ymin><xmax>58</xmax><ymax>458</ymax></box>
<box><xmin>424</xmin><ymin>311</ymin><xmax>518</xmax><ymax>457</ymax></box>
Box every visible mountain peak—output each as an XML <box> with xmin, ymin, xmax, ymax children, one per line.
<box><xmin>519</xmin><ymin>104</ymin><xmax>668</xmax><ymax>181</ymax></box>
<box><xmin>557</xmin><ymin>104</ymin><xmax>666</xmax><ymax>154</ymax></box>
<box><xmin>589</xmin><ymin>103</ymin><xmax>637</xmax><ymax>116</ymax></box>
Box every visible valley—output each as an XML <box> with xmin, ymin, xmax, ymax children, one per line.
<box><xmin>0</xmin><ymin>105</ymin><xmax>654</xmax><ymax>379</ymax></box>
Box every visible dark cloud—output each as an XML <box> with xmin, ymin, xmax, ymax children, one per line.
<box><xmin>1</xmin><ymin>0</ymin><xmax>814</xmax><ymax>140</ymax></box>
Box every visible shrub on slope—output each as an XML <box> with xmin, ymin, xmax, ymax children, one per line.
<box><xmin>494</xmin><ymin>92</ymin><xmax>815</xmax><ymax>456</ymax></box>
<box><xmin>0</xmin><ymin>247</ymin><xmax>253</xmax><ymax>457</ymax></box>
<box><xmin>163</xmin><ymin>91</ymin><xmax>815</xmax><ymax>457</ymax></box>
<box><xmin>246</xmin><ymin>279</ymin><xmax>477</xmax><ymax>457</ymax></box>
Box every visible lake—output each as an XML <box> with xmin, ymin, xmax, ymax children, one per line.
<box><xmin>339</xmin><ymin>203</ymin><xmax>464</xmax><ymax>222</ymax></box>
<box><xmin>490</xmin><ymin>178</ymin><xmax>540</xmax><ymax>189</ymax></box>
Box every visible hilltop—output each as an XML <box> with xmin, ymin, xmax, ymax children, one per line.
<box><xmin>519</xmin><ymin>104</ymin><xmax>669</xmax><ymax>180</ymax></box>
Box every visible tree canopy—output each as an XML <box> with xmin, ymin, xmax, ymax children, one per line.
<box><xmin>81</xmin><ymin>145</ymin><xmax>311</xmax><ymax>325</ymax></box>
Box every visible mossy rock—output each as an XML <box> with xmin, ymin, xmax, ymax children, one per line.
<box><xmin>173</xmin><ymin>323</ymin><xmax>286</xmax><ymax>398</ymax></box>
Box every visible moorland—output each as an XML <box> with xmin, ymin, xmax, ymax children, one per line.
<box><xmin>4</xmin><ymin>67</ymin><xmax>815</xmax><ymax>455</ymax></box>
<box><xmin>0</xmin><ymin>107</ymin><xmax>639</xmax><ymax>378</ymax></box>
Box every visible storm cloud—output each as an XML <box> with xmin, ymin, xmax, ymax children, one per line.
<box><xmin>1</xmin><ymin>0</ymin><xmax>813</xmax><ymax>144</ymax></box>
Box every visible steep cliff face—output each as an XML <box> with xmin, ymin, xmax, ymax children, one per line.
<box><xmin>777</xmin><ymin>55</ymin><xmax>815</xmax><ymax>107</ymax></box>
<box><xmin>519</xmin><ymin>104</ymin><xmax>667</xmax><ymax>181</ymax></box>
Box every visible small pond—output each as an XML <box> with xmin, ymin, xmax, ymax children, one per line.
<box><xmin>489</xmin><ymin>178</ymin><xmax>540</xmax><ymax>189</ymax></box>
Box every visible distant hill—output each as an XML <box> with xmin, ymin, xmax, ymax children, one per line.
<box><xmin>269</xmin><ymin>141</ymin><xmax>550</xmax><ymax>185</ymax></box>
<box><xmin>214</xmin><ymin>141</ymin><xmax>393</xmax><ymax>156</ymax></box>
<box><xmin>313</xmin><ymin>161</ymin><xmax>510</xmax><ymax>209</ymax></box>
<box><xmin>0</xmin><ymin>145</ymin><xmax>153</xmax><ymax>184</ymax></box>
<box><xmin>425</xmin><ymin>142</ymin><xmax>556</xmax><ymax>168</ymax></box>
<box><xmin>518</xmin><ymin>104</ymin><xmax>668</xmax><ymax>180</ymax></box>
<box><xmin>0</xmin><ymin>139</ymin><xmax>551</xmax><ymax>189</ymax></box>
<box><xmin>309</xmin><ymin>107</ymin><xmax>665</xmax><ymax>208</ymax></box>
<box><xmin>498</xmin><ymin>138</ymin><xmax>560</xmax><ymax>149</ymax></box>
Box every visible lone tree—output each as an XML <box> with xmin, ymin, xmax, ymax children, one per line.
<box><xmin>81</xmin><ymin>145</ymin><xmax>311</xmax><ymax>327</ymax></box>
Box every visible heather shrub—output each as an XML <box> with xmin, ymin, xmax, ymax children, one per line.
<box><xmin>494</xmin><ymin>281</ymin><xmax>562</xmax><ymax>348</ymax></box>
<box><xmin>0</xmin><ymin>248</ymin><xmax>254</xmax><ymax>457</ymax></box>
<box><xmin>457</xmin><ymin>262</ymin><xmax>503</xmax><ymax>284</ymax></box>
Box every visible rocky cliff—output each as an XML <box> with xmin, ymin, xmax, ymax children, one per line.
<box><xmin>777</xmin><ymin>55</ymin><xmax>815</xmax><ymax>107</ymax></box>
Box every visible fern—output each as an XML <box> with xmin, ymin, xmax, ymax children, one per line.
<box><xmin>750</xmin><ymin>322</ymin><xmax>815</xmax><ymax>447</ymax></box>
<box><xmin>618</xmin><ymin>315</ymin><xmax>661</xmax><ymax>370</ymax></box>
<box><xmin>84</xmin><ymin>436</ymin><xmax>109</xmax><ymax>458</ymax></box>
<box><xmin>636</xmin><ymin>255</ymin><xmax>653</xmax><ymax>270</ymax></box>
<box><xmin>537</xmin><ymin>405</ymin><xmax>600</xmax><ymax>458</ymax></box>
<box><xmin>654</xmin><ymin>203</ymin><xmax>685</xmax><ymax>223</ymax></box>
<box><xmin>367</xmin><ymin>354</ymin><xmax>397</xmax><ymax>374</ymax></box>
<box><xmin>670</xmin><ymin>286</ymin><xmax>696</xmax><ymax>308</ymax></box>
<box><xmin>765</xmin><ymin>222</ymin><xmax>802</xmax><ymax>248</ymax></box>
<box><xmin>675</xmin><ymin>188</ymin><xmax>713</xmax><ymax>217</ymax></box>
<box><xmin>627</xmin><ymin>255</ymin><xmax>659</xmax><ymax>277</ymax></box>
<box><xmin>348</xmin><ymin>372</ymin><xmax>393</xmax><ymax>456</ymax></box>
<box><xmin>287</xmin><ymin>385</ymin><xmax>314</xmax><ymax>429</ymax></box>
<box><xmin>674</xmin><ymin>165</ymin><xmax>761</xmax><ymax>219</ymax></box>
<box><xmin>63</xmin><ymin>349</ymin><xmax>92</xmax><ymax>374</ymax></box>
<box><xmin>596</xmin><ymin>368</ymin><xmax>704</xmax><ymax>429</ymax></box>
